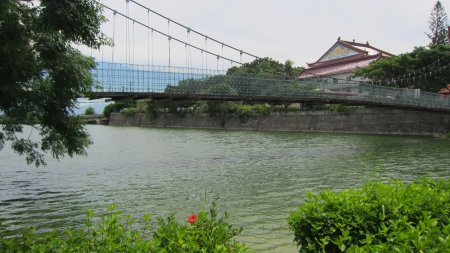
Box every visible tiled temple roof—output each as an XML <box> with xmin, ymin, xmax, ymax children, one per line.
<box><xmin>298</xmin><ymin>38</ymin><xmax>394</xmax><ymax>79</ymax></box>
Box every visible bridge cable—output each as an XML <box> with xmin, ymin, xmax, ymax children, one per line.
<box><xmin>217</xmin><ymin>55</ymin><xmax>219</xmax><ymax>71</ymax></box>
<box><xmin>125</xmin><ymin>0</ymin><xmax>130</xmax><ymax>92</ymax></box>
<box><xmin>133</xmin><ymin>19</ymin><xmax>136</xmax><ymax>91</ymax></box>
<box><xmin>111</xmin><ymin>10</ymin><xmax>117</xmax><ymax>92</ymax></box>
<box><xmin>189</xmin><ymin>30</ymin><xmax>193</xmax><ymax>71</ymax></box>
<box><xmin>129</xmin><ymin>0</ymin><xmax>264</xmax><ymax>62</ymax></box>
<box><xmin>128</xmin><ymin>0</ymin><xmax>262</xmax><ymax>61</ymax></box>
<box><xmin>168</xmin><ymin>36</ymin><xmax>171</xmax><ymax>69</ymax></box>
<box><xmin>147</xmin><ymin>9</ymin><xmax>150</xmax><ymax>91</ymax></box>
<box><xmin>101</xmin><ymin>0</ymin><xmax>104</xmax><ymax>91</ymax></box>
<box><xmin>147</xmin><ymin>10</ymin><xmax>150</xmax><ymax>67</ymax></box>
<box><xmin>98</xmin><ymin>6</ymin><xmax>316</xmax><ymax>94</ymax></box>
<box><xmin>152</xmin><ymin>29</ymin><xmax>154</xmax><ymax>65</ymax></box>
<box><xmin>168</xmin><ymin>18</ymin><xmax>171</xmax><ymax>86</ymax></box>
<box><xmin>99</xmin><ymin>4</ymin><xmax>246</xmax><ymax>66</ymax></box>
<box><xmin>125</xmin><ymin>0</ymin><xmax>128</xmax><ymax>66</ymax></box>
<box><xmin>185</xmin><ymin>29</ymin><xmax>189</xmax><ymax>70</ymax></box>
<box><xmin>101</xmin><ymin>0</ymin><xmax>104</xmax><ymax>63</ymax></box>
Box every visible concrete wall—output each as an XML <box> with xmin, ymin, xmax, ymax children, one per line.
<box><xmin>109</xmin><ymin>108</ymin><xmax>450</xmax><ymax>137</ymax></box>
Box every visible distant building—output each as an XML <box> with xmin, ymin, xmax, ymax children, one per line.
<box><xmin>298</xmin><ymin>37</ymin><xmax>394</xmax><ymax>81</ymax></box>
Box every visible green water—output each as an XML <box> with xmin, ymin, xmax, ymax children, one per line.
<box><xmin>1</xmin><ymin>125</ymin><xmax>449</xmax><ymax>252</ymax></box>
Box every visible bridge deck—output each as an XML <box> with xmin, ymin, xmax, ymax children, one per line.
<box><xmin>91</xmin><ymin>63</ymin><xmax>450</xmax><ymax>113</ymax></box>
<box><xmin>93</xmin><ymin>92</ymin><xmax>450</xmax><ymax>113</ymax></box>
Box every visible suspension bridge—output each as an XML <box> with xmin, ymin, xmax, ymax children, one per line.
<box><xmin>85</xmin><ymin>0</ymin><xmax>450</xmax><ymax>112</ymax></box>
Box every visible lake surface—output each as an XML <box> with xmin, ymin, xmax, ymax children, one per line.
<box><xmin>1</xmin><ymin>125</ymin><xmax>450</xmax><ymax>252</ymax></box>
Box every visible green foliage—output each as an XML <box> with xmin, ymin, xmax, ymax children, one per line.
<box><xmin>287</xmin><ymin>178</ymin><xmax>450</xmax><ymax>252</ymax></box>
<box><xmin>135</xmin><ymin>100</ymin><xmax>152</xmax><ymax>113</ymax></box>
<box><xmin>84</xmin><ymin>106</ymin><xmax>95</xmax><ymax>115</ymax></box>
<box><xmin>152</xmin><ymin>202</ymin><xmax>248</xmax><ymax>252</ymax></box>
<box><xmin>121</xmin><ymin>108</ymin><xmax>138</xmax><ymax>116</ymax></box>
<box><xmin>352</xmin><ymin>45</ymin><xmax>450</xmax><ymax>92</ymax></box>
<box><xmin>208</xmin><ymin>83</ymin><xmax>238</xmax><ymax>95</ymax></box>
<box><xmin>321</xmin><ymin>104</ymin><xmax>363</xmax><ymax>114</ymax></box>
<box><xmin>226</xmin><ymin>57</ymin><xmax>304</xmax><ymax>77</ymax></box>
<box><xmin>206</xmin><ymin>102</ymin><xmax>231</xmax><ymax>127</ymax></box>
<box><xmin>234</xmin><ymin>104</ymin><xmax>302</xmax><ymax>122</ymax></box>
<box><xmin>103</xmin><ymin>100</ymin><xmax>136</xmax><ymax>118</ymax></box>
<box><xmin>0</xmin><ymin>203</ymin><xmax>249</xmax><ymax>253</ymax></box>
<box><xmin>146</xmin><ymin>100</ymin><xmax>198</xmax><ymax>118</ymax></box>
<box><xmin>0</xmin><ymin>0</ymin><xmax>111</xmax><ymax>166</ymax></box>
<box><xmin>235</xmin><ymin>105</ymin><xmax>255</xmax><ymax>122</ymax></box>
<box><xmin>439</xmin><ymin>131</ymin><xmax>450</xmax><ymax>140</ymax></box>
<box><xmin>426</xmin><ymin>1</ymin><xmax>449</xmax><ymax>46</ymax></box>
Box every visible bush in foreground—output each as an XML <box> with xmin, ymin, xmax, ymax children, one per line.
<box><xmin>0</xmin><ymin>203</ymin><xmax>249</xmax><ymax>252</ymax></box>
<box><xmin>287</xmin><ymin>178</ymin><xmax>450</xmax><ymax>252</ymax></box>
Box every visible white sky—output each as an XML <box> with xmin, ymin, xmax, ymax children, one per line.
<box><xmin>78</xmin><ymin>0</ymin><xmax>450</xmax><ymax>70</ymax></box>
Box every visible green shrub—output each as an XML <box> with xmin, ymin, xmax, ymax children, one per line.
<box><xmin>136</xmin><ymin>100</ymin><xmax>149</xmax><ymax>112</ymax></box>
<box><xmin>235</xmin><ymin>105</ymin><xmax>254</xmax><ymax>122</ymax></box>
<box><xmin>440</xmin><ymin>132</ymin><xmax>450</xmax><ymax>140</ymax></box>
<box><xmin>287</xmin><ymin>178</ymin><xmax>450</xmax><ymax>252</ymax></box>
<box><xmin>152</xmin><ymin>202</ymin><xmax>249</xmax><ymax>252</ymax></box>
<box><xmin>84</xmin><ymin>106</ymin><xmax>95</xmax><ymax>115</ymax></box>
<box><xmin>252</xmin><ymin>104</ymin><xmax>270</xmax><ymax>115</ymax></box>
<box><xmin>103</xmin><ymin>100</ymin><xmax>137</xmax><ymax>118</ymax></box>
<box><xmin>121</xmin><ymin>107</ymin><xmax>138</xmax><ymax>116</ymax></box>
<box><xmin>0</xmin><ymin>203</ymin><xmax>249</xmax><ymax>252</ymax></box>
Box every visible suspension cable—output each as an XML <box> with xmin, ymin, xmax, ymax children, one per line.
<box><xmin>185</xmin><ymin>29</ymin><xmax>189</xmax><ymax>69</ymax></box>
<box><xmin>125</xmin><ymin>0</ymin><xmax>128</xmax><ymax>66</ymax></box>
<box><xmin>112</xmin><ymin>11</ymin><xmax>116</xmax><ymax>64</ymax></box>
<box><xmin>128</xmin><ymin>0</ymin><xmax>262</xmax><ymax>61</ymax></box>
<box><xmin>188</xmin><ymin>28</ymin><xmax>192</xmax><ymax>70</ymax></box>
<box><xmin>111</xmin><ymin>10</ymin><xmax>117</xmax><ymax>92</ymax></box>
<box><xmin>152</xmin><ymin>29</ymin><xmax>154</xmax><ymax>65</ymax></box>
<box><xmin>168</xmin><ymin>36</ymin><xmax>171</xmax><ymax>67</ymax></box>
<box><xmin>101</xmin><ymin>0</ymin><xmax>104</xmax><ymax>63</ymax></box>
<box><xmin>100</xmin><ymin>4</ymin><xmax>244</xmax><ymax>66</ymax></box>
<box><xmin>147</xmin><ymin>9</ymin><xmax>150</xmax><ymax>67</ymax></box>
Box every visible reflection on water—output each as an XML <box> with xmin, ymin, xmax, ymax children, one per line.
<box><xmin>1</xmin><ymin>125</ymin><xmax>450</xmax><ymax>252</ymax></box>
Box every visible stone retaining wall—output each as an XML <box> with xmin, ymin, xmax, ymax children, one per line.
<box><xmin>109</xmin><ymin>108</ymin><xmax>450</xmax><ymax>137</ymax></box>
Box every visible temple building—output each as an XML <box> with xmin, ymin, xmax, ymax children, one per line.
<box><xmin>298</xmin><ymin>37</ymin><xmax>394</xmax><ymax>81</ymax></box>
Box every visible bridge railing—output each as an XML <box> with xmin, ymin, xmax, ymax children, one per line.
<box><xmin>92</xmin><ymin>62</ymin><xmax>450</xmax><ymax>111</ymax></box>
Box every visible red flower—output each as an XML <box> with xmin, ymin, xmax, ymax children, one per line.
<box><xmin>187</xmin><ymin>213</ymin><xmax>197</xmax><ymax>224</ymax></box>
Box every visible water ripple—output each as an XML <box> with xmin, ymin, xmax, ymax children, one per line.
<box><xmin>1</xmin><ymin>126</ymin><xmax>450</xmax><ymax>252</ymax></box>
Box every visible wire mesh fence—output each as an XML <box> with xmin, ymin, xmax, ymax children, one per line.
<box><xmin>92</xmin><ymin>62</ymin><xmax>450</xmax><ymax>110</ymax></box>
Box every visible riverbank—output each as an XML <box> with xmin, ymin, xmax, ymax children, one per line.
<box><xmin>109</xmin><ymin>108</ymin><xmax>450</xmax><ymax>137</ymax></box>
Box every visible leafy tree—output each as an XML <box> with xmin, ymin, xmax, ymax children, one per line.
<box><xmin>352</xmin><ymin>45</ymin><xmax>450</xmax><ymax>92</ymax></box>
<box><xmin>0</xmin><ymin>0</ymin><xmax>111</xmax><ymax>166</ymax></box>
<box><xmin>284</xmin><ymin>59</ymin><xmax>295</xmax><ymax>77</ymax></box>
<box><xmin>84</xmin><ymin>107</ymin><xmax>95</xmax><ymax>115</ymax></box>
<box><xmin>426</xmin><ymin>1</ymin><xmax>449</xmax><ymax>47</ymax></box>
<box><xmin>207</xmin><ymin>83</ymin><xmax>238</xmax><ymax>95</ymax></box>
<box><xmin>226</xmin><ymin>57</ymin><xmax>304</xmax><ymax>77</ymax></box>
